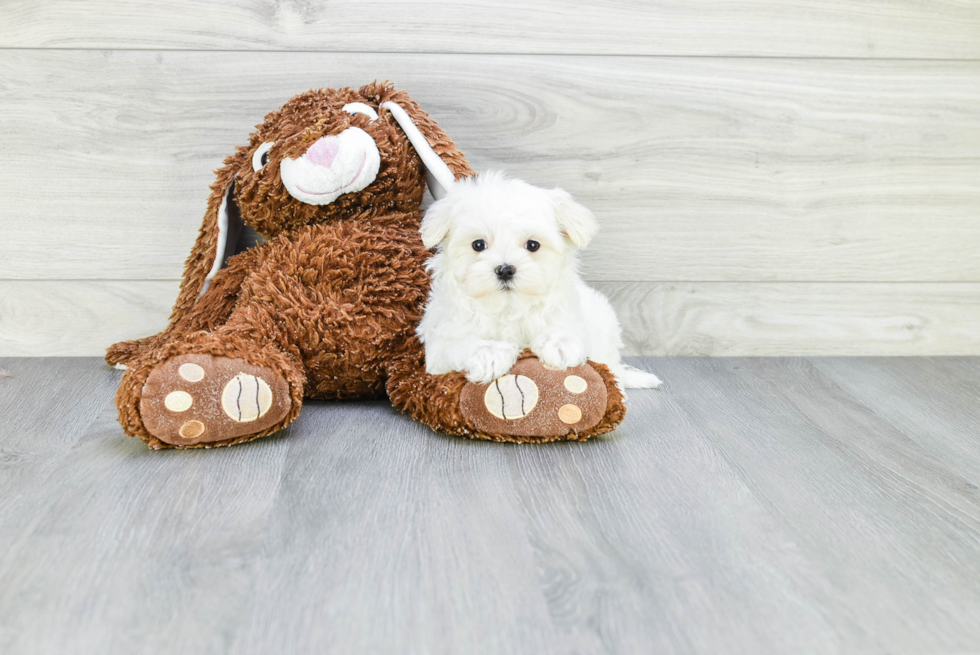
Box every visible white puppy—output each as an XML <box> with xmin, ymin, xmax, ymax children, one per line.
<box><xmin>417</xmin><ymin>171</ymin><xmax>662</xmax><ymax>390</ymax></box>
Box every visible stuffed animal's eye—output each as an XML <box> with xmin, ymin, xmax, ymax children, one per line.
<box><xmin>525</xmin><ymin>240</ymin><xmax>540</xmax><ymax>252</ymax></box>
<box><xmin>343</xmin><ymin>102</ymin><xmax>379</xmax><ymax>122</ymax></box>
<box><xmin>252</xmin><ymin>141</ymin><xmax>275</xmax><ymax>172</ymax></box>
<box><xmin>472</xmin><ymin>239</ymin><xmax>487</xmax><ymax>252</ymax></box>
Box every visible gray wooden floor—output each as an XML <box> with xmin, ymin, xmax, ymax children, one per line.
<box><xmin>1</xmin><ymin>357</ymin><xmax>979</xmax><ymax>655</ymax></box>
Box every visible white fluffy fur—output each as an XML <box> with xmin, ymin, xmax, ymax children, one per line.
<box><xmin>417</xmin><ymin>171</ymin><xmax>662</xmax><ymax>390</ymax></box>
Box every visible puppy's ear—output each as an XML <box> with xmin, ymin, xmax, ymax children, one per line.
<box><xmin>551</xmin><ymin>188</ymin><xmax>599</xmax><ymax>249</ymax></box>
<box><xmin>419</xmin><ymin>195</ymin><xmax>456</xmax><ymax>249</ymax></box>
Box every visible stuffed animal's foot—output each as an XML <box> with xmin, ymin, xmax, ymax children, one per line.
<box><xmin>459</xmin><ymin>356</ymin><xmax>621</xmax><ymax>442</ymax></box>
<box><xmin>139</xmin><ymin>354</ymin><xmax>291</xmax><ymax>447</ymax></box>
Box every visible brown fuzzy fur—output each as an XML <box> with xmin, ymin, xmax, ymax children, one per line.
<box><xmin>107</xmin><ymin>82</ymin><xmax>627</xmax><ymax>449</ymax></box>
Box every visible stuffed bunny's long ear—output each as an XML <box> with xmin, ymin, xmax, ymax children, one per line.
<box><xmin>378</xmin><ymin>88</ymin><xmax>475</xmax><ymax>199</ymax></box>
<box><xmin>382</xmin><ymin>101</ymin><xmax>456</xmax><ymax>200</ymax></box>
<box><xmin>167</xmin><ymin>164</ymin><xmax>244</xmax><ymax>325</ymax></box>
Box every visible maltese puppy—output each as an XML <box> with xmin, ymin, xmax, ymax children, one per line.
<box><xmin>417</xmin><ymin>171</ymin><xmax>662</xmax><ymax>390</ymax></box>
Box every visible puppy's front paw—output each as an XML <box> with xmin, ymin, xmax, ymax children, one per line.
<box><xmin>533</xmin><ymin>334</ymin><xmax>587</xmax><ymax>371</ymax></box>
<box><xmin>463</xmin><ymin>342</ymin><xmax>520</xmax><ymax>384</ymax></box>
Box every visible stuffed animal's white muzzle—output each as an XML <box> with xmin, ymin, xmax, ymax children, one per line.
<box><xmin>280</xmin><ymin>127</ymin><xmax>381</xmax><ymax>206</ymax></box>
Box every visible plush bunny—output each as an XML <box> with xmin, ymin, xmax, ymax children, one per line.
<box><xmin>106</xmin><ymin>82</ymin><xmax>626</xmax><ymax>449</ymax></box>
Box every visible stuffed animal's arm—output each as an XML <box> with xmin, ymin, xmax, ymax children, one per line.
<box><xmin>104</xmin><ymin>250</ymin><xmax>257</xmax><ymax>367</ymax></box>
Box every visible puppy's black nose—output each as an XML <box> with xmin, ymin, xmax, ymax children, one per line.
<box><xmin>495</xmin><ymin>264</ymin><xmax>516</xmax><ymax>281</ymax></box>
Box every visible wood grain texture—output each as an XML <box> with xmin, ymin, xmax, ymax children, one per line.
<box><xmin>226</xmin><ymin>405</ymin><xmax>557</xmax><ymax>655</ymax></box>
<box><xmin>2</xmin><ymin>0</ymin><xmax>979</xmax><ymax>59</ymax></box>
<box><xmin>596</xmin><ymin>281</ymin><xmax>980</xmax><ymax>356</ymax></box>
<box><xmin>646</xmin><ymin>357</ymin><xmax>980</xmax><ymax>654</ymax></box>
<box><xmin>3</xmin><ymin>357</ymin><xmax>980</xmax><ymax>653</ymax></box>
<box><xmin>0</xmin><ymin>357</ymin><xmax>118</xmax><ymax>454</ymax></box>
<box><xmin>4</xmin><ymin>280</ymin><xmax>980</xmax><ymax>357</ymax></box>
<box><xmin>2</xmin><ymin>51</ymin><xmax>978</xmax><ymax>283</ymax></box>
<box><xmin>0</xmin><ymin>280</ymin><xmax>178</xmax><ymax>357</ymax></box>
<box><xmin>808</xmin><ymin>357</ymin><xmax>980</xmax><ymax>482</ymax></box>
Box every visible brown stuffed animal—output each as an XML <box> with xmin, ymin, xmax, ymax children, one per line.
<box><xmin>106</xmin><ymin>82</ymin><xmax>626</xmax><ymax>449</ymax></box>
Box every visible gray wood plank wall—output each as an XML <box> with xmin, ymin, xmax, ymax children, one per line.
<box><xmin>1</xmin><ymin>2</ymin><xmax>978</xmax><ymax>356</ymax></box>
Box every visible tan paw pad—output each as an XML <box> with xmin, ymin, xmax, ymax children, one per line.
<box><xmin>178</xmin><ymin>362</ymin><xmax>206</xmax><ymax>382</ymax></box>
<box><xmin>484</xmin><ymin>374</ymin><xmax>539</xmax><ymax>420</ymax></box>
<box><xmin>558</xmin><ymin>404</ymin><xmax>583</xmax><ymax>424</ymax></box>
<box><xmin>563</xmin><ymin>375</ymin><xmax>588</xmax><ymax>394</ymax></box>
<box><xmin>221</xmin><ymin>374</ymin><xmax>274</xmax><ymax>423</ymax></box>
<box><xmin>179</xmin><ymin>420</ymin><xmax>206</xmax><ymax>439</ymax></box>
<box><xmin>164</xmin><ymin>390</ymin><xmax>193</xmax><ymax>412</ymax></box>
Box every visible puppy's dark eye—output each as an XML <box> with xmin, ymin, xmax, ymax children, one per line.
<box><xmin>525</xmin><ymin>240</ymin><xmax>540</xmax><ymax>252</ymax></box>
<box><xmin>260</xmin><ymin>151</ymin><xmax>270</xmax><ymax>166</ymax></box>
<box><xmin>472</xmin><ymin>239</ymin><xmax>487</xmax><ymax>252</ymax></box>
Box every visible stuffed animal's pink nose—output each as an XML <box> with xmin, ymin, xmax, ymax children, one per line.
<box><xmin>305</xmin><ymin>136</ymin><xmax>339</xmax><ymax>168</ymax></box>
